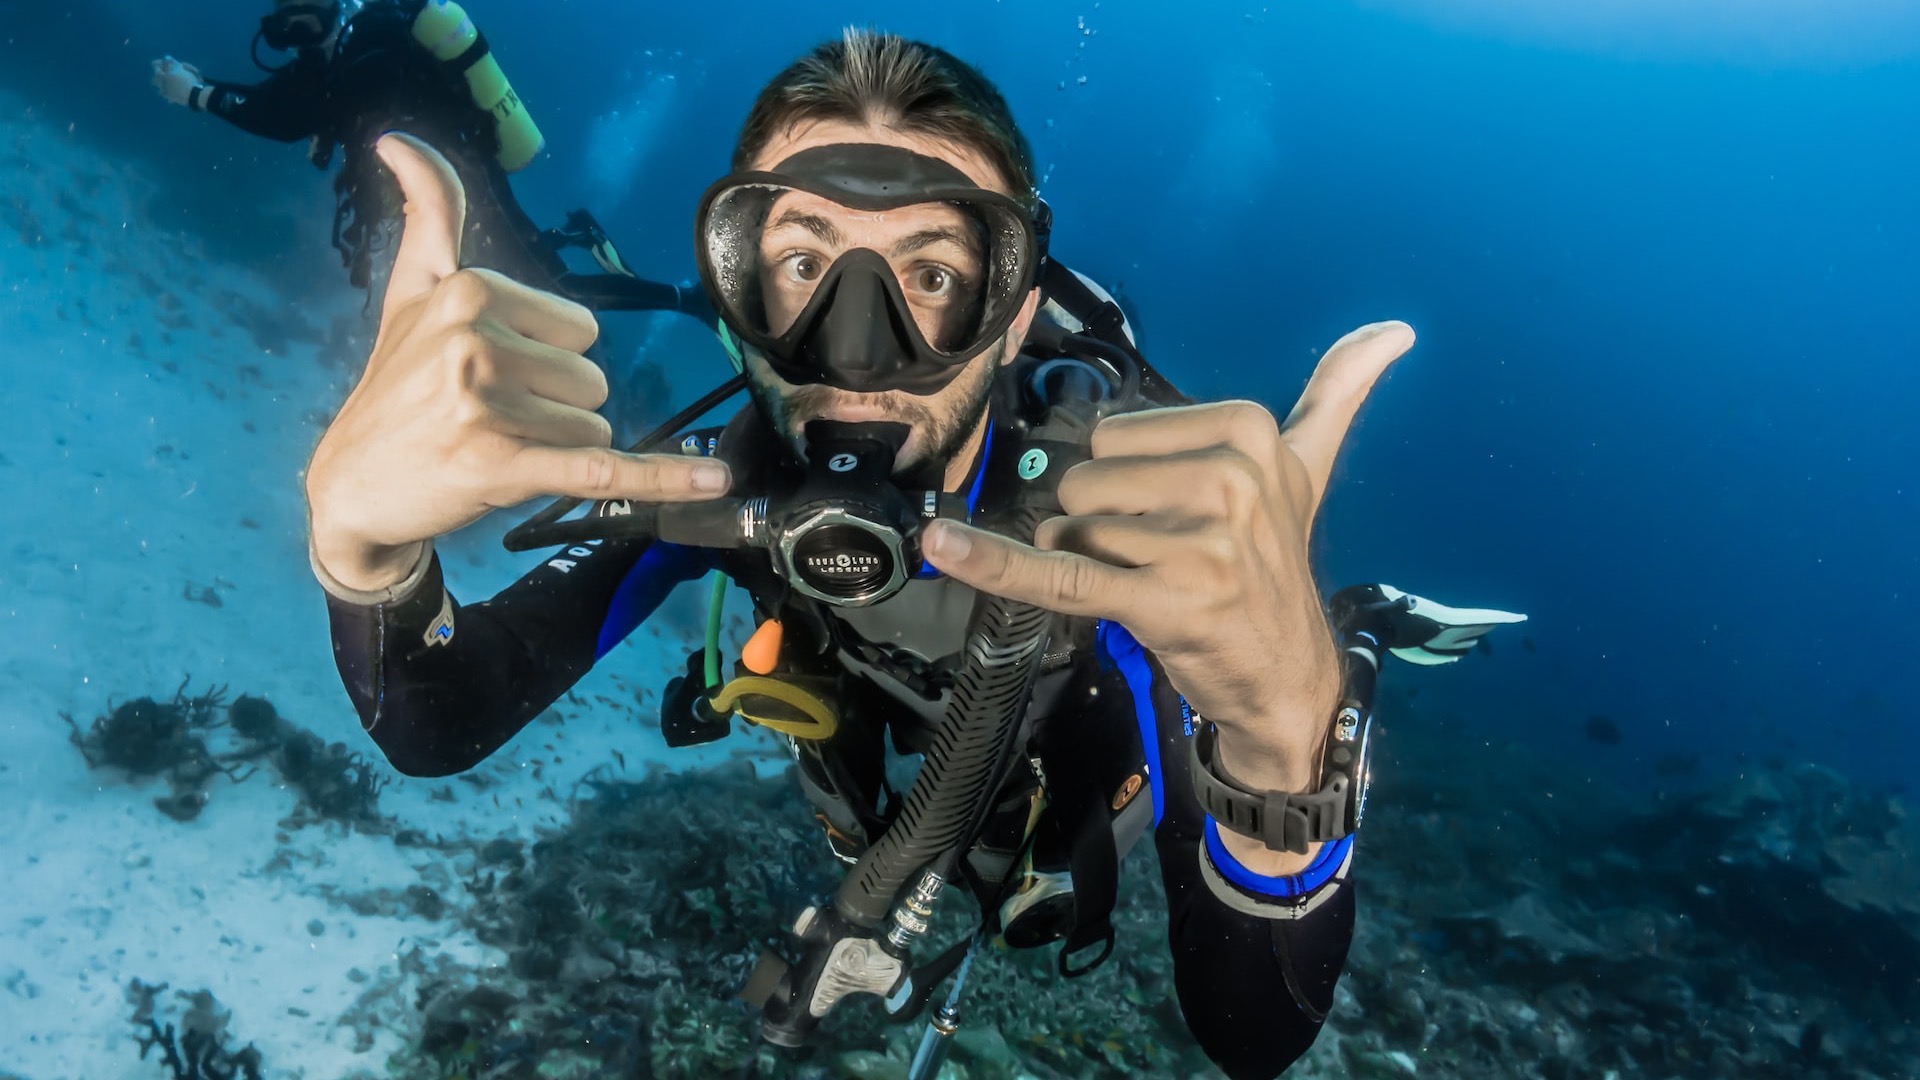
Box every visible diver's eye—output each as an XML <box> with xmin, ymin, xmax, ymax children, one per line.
<box><xmin>781</xmin><ymin>253</ymin><xmax>826</xmax><ymax>284</ymax></box>
<box><xmin>908</xmin><ymin>265</ymin><xmax>955</xmax><ymax>297</ymax></box>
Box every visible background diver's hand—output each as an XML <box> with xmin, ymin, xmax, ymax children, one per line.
<box><xmin>924</xmin><ymin>322</ymin><xmax>1414</xmax><ymax>861</ymax></box>
<box><xmin>304</xmin><ymin>133</ymin><xmax>731</xmax><ymax>594</ymax></box>
<box><xmin>150</xmin><ymin>57</ymin><xmax>204</xmax><ymax>107</ymax></box>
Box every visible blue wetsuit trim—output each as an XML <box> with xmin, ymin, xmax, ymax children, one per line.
<box><xmin>1203</xmin><ymin>820</ymin><xmax>1352</xmax><ymax>898</ymax></box>
<box><xmin>1097</xmin><ymin>621</ymin><xmax>1164</xmax><ymax>828</ymax></box>
<box><xmin>914</xmin><ymin>423</ymin><xmax>993</xmax><ymax>579</ymax></box>
<box><xmin>594</xmin><ymin>542</ymin><xmax>713</xmax><ymax>659</ymax></box>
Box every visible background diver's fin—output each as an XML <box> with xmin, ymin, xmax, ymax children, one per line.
<box><xmin>1333</xmin><ymin>583</ymin><xmax>1528</xmax><ymax>666</ymax></box>
<box><xmin>550</xmin><ymin>208</ymin><xmax>637</xmax><ymax>278</ymax></box>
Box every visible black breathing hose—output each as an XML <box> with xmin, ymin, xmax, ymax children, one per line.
<box><xmin>832</xmin><ymin>510</ymin><xmax>1052</xmax><ymax>928</ymax></box>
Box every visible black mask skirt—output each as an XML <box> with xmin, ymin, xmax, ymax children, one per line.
<box><xmin>695</xmin><ymin>143</ymin><xmax>1043</xmax><ymax>397</ymax></box>
<box><xmin>258</xmin><ymin>2</ymin><xmax>341</xmax><ymax>51</ymax></box>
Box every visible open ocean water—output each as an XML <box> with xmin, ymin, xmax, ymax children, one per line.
<box><xmin>1</xmin><ymin>1</ymin><xmax>1915</xmax><ymax>1077</ymax></box>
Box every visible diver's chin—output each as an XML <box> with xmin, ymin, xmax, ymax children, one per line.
<box><xmin>815</xmin><ymin>400</ymin><xmax>894</xmax><ymax>424</ymax></box>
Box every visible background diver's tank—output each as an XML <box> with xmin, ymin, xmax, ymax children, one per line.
<box><xmin>410</xmin><ymin>0</ymin><xmax>545</xmax><ymax>172</ymax></box>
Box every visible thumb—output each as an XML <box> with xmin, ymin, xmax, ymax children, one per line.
<box><xmin>375</xmin><ymin>132</ymin><xmax>466</xmax><ymax>325</ymax></box>
<box><xmin>1282</xmin><ymin>320</ymin><xmax>1415</xmax><ymax>502</ymax></box>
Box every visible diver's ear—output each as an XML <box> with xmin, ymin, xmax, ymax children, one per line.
<box><xmin>1000</xmin><ymin>287</ymin><xmax>1043</xmax><ymax>366</ymax></box>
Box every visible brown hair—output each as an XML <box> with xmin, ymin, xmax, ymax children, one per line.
<box><xmin>732</xmin><ymin>28</ymin><xmax>1037</xmax><ymax>205</ymax></box>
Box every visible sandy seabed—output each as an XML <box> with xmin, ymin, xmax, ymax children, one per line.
<box><xmin>0</xmin><ymin>93</ymin><xmax>759</xmax><ymax>1079</ymax></box>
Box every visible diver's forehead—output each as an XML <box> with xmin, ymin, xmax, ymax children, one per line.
<box><xmin>759</xmin><ymin>189</ymin><xmax>974</xmax><ymax>244</ymax></box>
<box><xmin>751</xmin><ymin>117</ymin><xmax>1012</xmax><ymax>197</ymax></box>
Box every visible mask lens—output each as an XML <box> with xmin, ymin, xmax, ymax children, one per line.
<box><xmin>700</xmin><ymin>182</ymin><xmax>1033</xmax><ymax>362</ymax></box>
<box><xmin>261</xmin><ymin>3</ymin><xmax>336</xmax><ymax>49</ymax></box>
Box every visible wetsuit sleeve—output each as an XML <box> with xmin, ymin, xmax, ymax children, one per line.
<box><xmin>323</xmin><ymin>536</ymin><xmax>712</xmax><ymax>777</ymax></box>
<box><xmin>1099</xmin><ymin>623</ymin><xmax>1355</xmax><ymax>1080</ymax></box>
<box><xmin>197</xmin><ymin>61</ymin><xmax>329</xmax><ymax>143</ymax></box>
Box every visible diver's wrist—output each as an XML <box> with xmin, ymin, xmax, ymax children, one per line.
<box><xmin>309</xmin><ymin>534</ymin><xmax>432</xmax><ymax>604</ymax></box>
<box><xmin>1212</xmin><ymin>819</ymin><xmax>1324</xmax><ymax>878</ymax></box>
<box><xmin>1210</xmin><ymin>721</ymin><xmax>1322</xmax><ymax>795</ymax></box>
<box><xmin>1194</xmin><ymin>682</ymin><xmax>1343</xmax><ymax>876</ymax></box>
<box><xmin>1205</xmin><ymin>678</ymin><xmax>1340</xmax><ymax>795</ymax></box>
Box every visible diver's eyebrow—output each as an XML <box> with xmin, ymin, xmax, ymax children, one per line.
<box><xmin>891</xmin><ymin>226</ymin><xmax>980</xmax><ymax>258</ymax></box>
<box><xmin>766</xmin><ymin>208</ymin><xmax>842</xmax><ymax>247</ymax></box>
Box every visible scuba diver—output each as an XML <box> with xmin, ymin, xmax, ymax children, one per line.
<box><xmin>151</xmin><ymin>0</ymin><xmax>697</xmax><ymax>316</ymax></box>
<box><xmin>301</xmin><ymin>30</ymin><xmax>1524</xmax><ymax>1080</ymax></box>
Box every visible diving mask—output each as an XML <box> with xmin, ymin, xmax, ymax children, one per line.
<box><xmin>694</xmin><ymin>143</ymin><xmax>1046</xmax><ymax>397</ymax></box>
<box><xmin>259</xmin><ymin>1</ymin><xmax>341</xmax><ymax>50</ymax></box>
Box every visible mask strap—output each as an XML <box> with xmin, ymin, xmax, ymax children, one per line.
<box><xmin>716</xmin><ymin>321</ymin><xmax>746</xmax><ymax>374</ymax></box>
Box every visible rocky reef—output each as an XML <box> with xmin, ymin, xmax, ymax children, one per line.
<box><xmin>94</xmin><ymin>689</ymin><xmax>1915</xmax><ymax>1078</ymax></box>
<box><xmin>355</xmin><ymin>726</ymin><xmax>1916</xmax><ymax>1079</ymax></box>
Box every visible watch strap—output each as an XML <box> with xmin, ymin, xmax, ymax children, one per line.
<box><xmin>1189</xmin><ymin>722</ymin><xmax>1353</xmax><ymax>854</ymax></box>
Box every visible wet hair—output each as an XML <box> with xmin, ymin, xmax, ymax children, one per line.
<box><xmin>732</xmin><ymin>28</ymin><xmax>1037</xmax><ymax>206</ymax></box>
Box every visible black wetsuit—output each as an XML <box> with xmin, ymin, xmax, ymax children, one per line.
<box><xmin>194</xmin><ymin>0</ymin><xmax>685</xmax><ymax>312</ymax></box>
<box><xmin>323</xmin><ymin>405</ymin><xmax>1359</xmax><ymax>1079</ymax></box>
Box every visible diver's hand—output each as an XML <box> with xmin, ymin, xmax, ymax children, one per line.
<box><xmin>304</xmin><ymin>133</ymin><xmax>730</xmax><ymax>594</ymax></box>
<box><xmin>151</xmin><ymin>57</ymin><xmax>205</xmax><ymax>107</ymax></box>
<box><xmin>925</xmin><ymin>321</ymin><xmax>1413</xmax><ymax>857</ymax></box>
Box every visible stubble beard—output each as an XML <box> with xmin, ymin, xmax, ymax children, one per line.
<box><xmin>751</xmin><ymin>341</ymin><xmax>1002</xmax><ymax>485</ymax></box>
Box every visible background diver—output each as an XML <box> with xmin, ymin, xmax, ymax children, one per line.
<box><xmin>150</xmin><ymin>0</ymin><xmax>700</xmax><ymax>317</ymax></box>
<box><xmin>300</xmin><ymin>30</ymin><xmax>1523</xmax><ymax>1080</ymax></box>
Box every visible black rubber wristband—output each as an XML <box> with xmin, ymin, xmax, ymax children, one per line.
<box><xmin>1189</xmin><ymin>722</ymin><xmax>1353</xmax><ymax>855</ymax></box>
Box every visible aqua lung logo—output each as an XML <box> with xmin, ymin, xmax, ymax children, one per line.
<box><xmin>828</xmin><ymin>453</ymin><xmax>858</xmax><ymax>473</ymax></box>
<box><xmin>805</xmin><ymin>551</ymin><xmax>882</xmax><ymax>576</ymax></box>
<box><xmin>1018</xmin><ymin>448</ymin><xmax>1048</xmax><ymax>480</ymax></box>
<box><xmin>545</xmin><ymin>540</ymin><xmax>603</xmax><ymax>575</ymax></box>
<box><xmin>423</xmin><ymin>591</ymin><xmax>456</xmax><ymax>647</ymax></box>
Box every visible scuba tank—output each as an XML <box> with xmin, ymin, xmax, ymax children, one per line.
<box><xmin>409</xmin><ymin>0</ymin><xmax>545</xmax><ymax>172</ymax></box>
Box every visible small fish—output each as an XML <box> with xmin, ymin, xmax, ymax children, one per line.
<box><xmin>1583</xmin><ymin>714</ymin><xmax>1623</xmax><ymax>746</ymax></box>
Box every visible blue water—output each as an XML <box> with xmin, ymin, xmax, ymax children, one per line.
<box><xmin>4</xmin><ymin>0</ymin><xmax>1917</xmax><ymax>1074</ymax></box>
<box><xmin>30</xmin><ymin>0</ymin><xmax>1906</xmax><ymax>791</ymax></box>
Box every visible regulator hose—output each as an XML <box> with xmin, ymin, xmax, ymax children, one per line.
<box><xmin>831</xmin><ymin>487</ymin><xmax>1058</xmax><ymax>927</ymax></box>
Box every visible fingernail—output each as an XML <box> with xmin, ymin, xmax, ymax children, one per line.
<box><xmin>927</xmin><ymin>522</ymin><xmax>971</xmax><ymax>561</ymax></box>
<box><xmin>691</xmin><ymin>464</ymin><xmax>729</xmax><ymax>492</ymax></box>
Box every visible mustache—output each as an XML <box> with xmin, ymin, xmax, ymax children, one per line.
<box><xmin>782</xmin><ymin>385</ymin><xmax>933</xmax><ymax>428</ymax></box>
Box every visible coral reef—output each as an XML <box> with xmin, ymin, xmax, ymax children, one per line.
<box><xmin>66</xmin><ymin>685</ymin><xmax>387</xmax><ymax>827</ymax></box>
<box><xmin>357</xmin><ymin>728</ymin><xmax>1920</xmax><ymax>1079</ymax></box>
<box><xmin>64</xmin><ymin>680</ymin><xmax>248</xmax><ymax>821</ymax></box>
<box><xmin>1821</xmin><ymin>798</ymin><xmax>1920</xmax><ymax>923</ymax></box>
<box><xmin>228</xmin><ymin>693</ymin><xmax>388</xmax><ymax>827</ymax></box>
<box><xmin>126</xmin><ymin>979</ymin><xmax>265</xmax><ymax>1080</ymax></box>
<box><xmin>71</xmin><ymin>677</ymin><xmax>1905</xmax><ymax>1077</ymax></box>
<box><xmin>1308</xmin><ymin>714</ymin><xmax>1920</xmax><ymax>1080</ymax></box>
<box><xmin>380</xmin><ymin>763</ymin><xmax>1208</xmax><ymax>1079</ymax></box>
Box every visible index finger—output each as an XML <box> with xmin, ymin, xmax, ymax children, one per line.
<box><xmin>1282</xmin><ymin>320</ymin><xmax>1415</xmax><ymax>501</ymax></box>
<box><xmin>501</xmin><ymin>446</ymin><xmax>731</xmax><ymax>506</ymax></box>
<box><xmin>921</xmin><ymin>520</ymin><xmax>1136</xmax><ymax>620</ymax></box>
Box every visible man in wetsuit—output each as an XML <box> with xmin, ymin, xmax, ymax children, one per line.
<box><xmin>301</xmin><ymin>30</ymin><xmax>1428</xmax><ymax>1078</ymax></box>
<box><xmin>151</xmin><ymin>0</ymin><xmax>689</xmax><ymax>314</ymax></box>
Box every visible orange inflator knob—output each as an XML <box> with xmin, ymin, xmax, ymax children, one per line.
<box><xmin>741</xmin><ymin>619</ymin><xmax>784</xmax><ymax>675</ymax></box>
